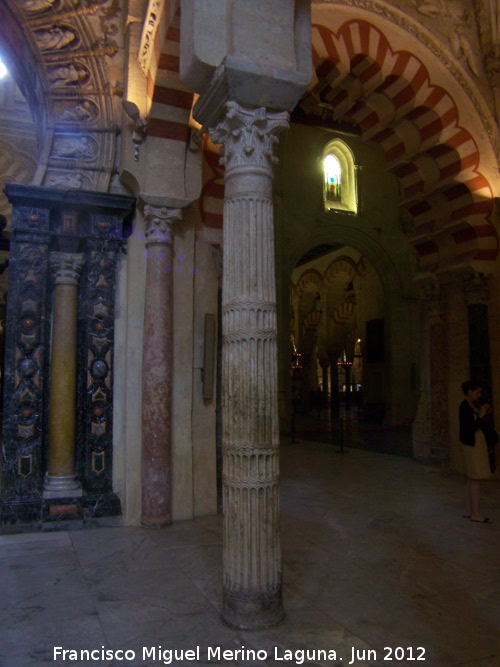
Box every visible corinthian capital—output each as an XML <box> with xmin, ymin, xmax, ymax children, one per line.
<box><xmin>209</xmin><ymin>102</ymin><xmax>289</xmax><ymax>172</ymax></box>
<box><xmin>50</xmin><ymin>252</ymin><xmax>85</xmax><ymax>285</ymax></box>
<box><xmin>144</xmin><ymin>205</ymin><xmax>182</xmax><ymax>245</ymax></box>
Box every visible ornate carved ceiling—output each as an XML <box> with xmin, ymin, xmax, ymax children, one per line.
<box><xmin>0</xmin><ymin>0</ymin><xmax>124</xmax><ymax>195</ymax></box>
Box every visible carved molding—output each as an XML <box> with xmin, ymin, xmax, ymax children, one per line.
<box><xmin>138</xmin><ymin>0</ymin><xmax>165</xmax><ymax>77</ymax></box>
<box><xmin>8</xmin><ymin>0</ymin><xmax>123</xmax><ymax>192</ymax></box>
<box><xmin>223</xmin><ymin>450</ymin><xmax>279</xmax><ymax>489</ymax></box>
<box><xmin>474</xmin><ymin>0</ymin><xmax>500</xmax><ymax>81</ymax></box>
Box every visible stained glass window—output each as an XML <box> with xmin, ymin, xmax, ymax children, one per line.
<box><xmin>324</xmin><ymin>154</ymin><xmax>342</xmax><ymax>203</ymax></box>
<box><xmin>323</xmin><ymin>140</ymin><xmax>357</xmax><ymax>214</ymax></box>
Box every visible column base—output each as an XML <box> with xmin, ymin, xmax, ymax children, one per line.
<box><xmin>140</xmin><ymin>512</ymin><xmax>172</xmax><ymax>527</ymax></box>
<box><xmin>222</xmin><ymin>588</ymin><xmax>284</xmax><ymax>630</ymax></box>
<box><xmin>43</xmin><ymin>475</ymin><xmax>82</xmax><ymax>498</ymax></box>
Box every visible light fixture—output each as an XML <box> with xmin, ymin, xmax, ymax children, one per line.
<box><xmin>337</xmin><ymin>349</ymin><xmax>352</xmax><ymax>369</ymax></box>
<box><xmin>0</xmin><ymin>60</ymin><xmax>8</xmax><ymax>79</ymax></box>
<box><xmin>290</xmin><ymin>335</ymin><xmax>302</xmax><ymax>371</ymax></box>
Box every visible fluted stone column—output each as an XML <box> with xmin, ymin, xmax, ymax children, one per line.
<box><xmin>208</xmin><ymin>102</ymin><xmax>289</xmax><ymax>629</ymax></box>
<box><xmin>141</xmin><ymin>204</ymin><xmax>181</xmax><ymax>526</ymax></box>
<box><xmin>44</xmin><ymin>252</ymin><xmax>85</xmax><ymax>495</ymax></box>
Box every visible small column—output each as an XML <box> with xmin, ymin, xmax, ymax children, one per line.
<box><xmin>464</xmin><ymin>272</ymin><xmax>492</xmax><ymax>389</ymax></box>
<box><xmin>208</xmin><ymin>102</ymin><xmax>289</xmax><ymax>629</ymax></box>
<box><xmin>345</xmin><ymin>364</ymin><xmax>352</xmax><ymax>411</ymax></box>
<box><xmin>320</xmin><ymin>358</ymin><xmax>329</xmax><ymax>410</ymax></box>
<box><xmin>425</xmin><ymin>282</ymin><xmax>450</xmax><ymax>464</ymax></box>
<box><xmin>44</xmin><ymin>252</ymin><xmax>85</xmax><ymax>495</ymax></box>
<box><xmin>329</xmin><ymin>355</ymin><xmax>340</xmax><ymax>419</ymax></box>
<box><xmin>141</xmin><ymin>204</ymin><xmax>181</xmax><ymax>526</ymax></box>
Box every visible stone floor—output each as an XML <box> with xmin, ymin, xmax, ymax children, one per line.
<box><xmin>1</xmin><ymin>440</ymin><xmax>499</xmax><ymax>667</ymax></box>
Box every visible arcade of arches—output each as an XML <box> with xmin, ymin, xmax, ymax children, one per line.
<box><xmin>0</xmin><ymin>0</ymin><xmax>500</xmax><ymax>629</ymax></box>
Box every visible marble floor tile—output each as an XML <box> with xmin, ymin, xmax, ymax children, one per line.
<box><xmin>1</xmin><ymin>440</ymin><xmax>499</xmax><ymax>667</ymax></box>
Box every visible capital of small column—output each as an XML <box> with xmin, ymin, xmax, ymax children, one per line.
<box><xmin>420</xmin><ymin>280</ymin><xmax>446</xmax><ymax>320</ymax></box>
<box><xmin>50</xmin><ymin>252</ymin><xmax>85</xmax><ymax>285</ymax></box>
<box><xmin>143</xmin><ymin>204</ymin><xmax>181</xmax><ymax>246</ymax></box>
<box><xmin>463</xmin><ymin>270</ymin><xmax>491</xmax><ymax>305</ymax></box>
<box><xmin>208</xmin><ymin>102</ymin><xmax>289</xmax><ymax>174</ymax></box>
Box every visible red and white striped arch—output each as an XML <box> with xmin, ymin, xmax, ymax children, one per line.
<box><xmin>331</xmin><ymin>301</ymin><xmax>356</xmax><ymax>327</ymax></box>
<box><xmin>145</xmin><ymin>4</ymin><xmax>193</xmax><ymax>146</ymax></box>
<box><xmin>192</xmin><ymin>14</ymin><xmax>497</xmax><ymax>267</ymax></box>
<box><xmin>323</xmin><ymin>256</ymin><xmax>358</xmax><ymax>288</ymax></box>
<box><xmin>295</xmin><ymin>269</ymin><xmax>323</xmax><ymax>296</ymax></box>
<box><xmin>307</xmin><ymin>18</ymin><xmax>498</xmax><ymax>267</ymax></box>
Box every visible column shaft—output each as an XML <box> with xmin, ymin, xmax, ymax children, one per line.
<box><xmin>464</xmin><ymin>272</ymin><xmax>492</xmax><ymax>390</ymax></box>
<box><xmin>427</xmin><ymin>285</ymin><xmax>450</xmax><ymax>463</ymax></box>
<box><xmin>49</xmin><ymin>284</ymin><xmax>78</xmax><ymax>475</ymax></box>
<box><xmin>330</xmin><ymin>360</ymin><xmax>340</xmax><ymax>419</ymax></box>
<box><xmin>141</xmin><ymin>205</ymin><xmax>180</xmax><ymax>526</ymax></box>
<box><xmin>45</xmin><ymin>252</ymin><xmax>85</xmax><ymax>494</ymax></box>
<box><xmin>210</xmin><ymin>103</ymin><xmax>289</xmax><ymax>629</ymax></box>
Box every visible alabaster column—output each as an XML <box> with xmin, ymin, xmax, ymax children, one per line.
<box><xmin>141</xmin><ymin>204</ymin><xmax>181</xmax><ymax>526</ymax></box>
<box><xmin>44</xmin><ymin>252</ymin><xmax>85</xmax><ymax>495</ymax></box>
<box><xmin>208</xmin><ymin>102</ymin><xmax>289</xmax><ymax>629</ymax></box>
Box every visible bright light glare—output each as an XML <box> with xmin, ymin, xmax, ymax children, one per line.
<box><xmin>0</xmin><ymin>61</ymin><xmax>7</xmax><ymax>79</ymax></box>
<box><xmin>324</xmin><ymin>154</ymin><xmax>337</xmax><ymax>170</ymax></box>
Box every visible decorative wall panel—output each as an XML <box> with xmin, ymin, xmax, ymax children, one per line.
<box><xmin>0</xmin><ymin>184</ymin><xmax>135</xmax><ymax>531</ymax></box>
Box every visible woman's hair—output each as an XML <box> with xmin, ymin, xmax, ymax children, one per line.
<box><xmin>462</xmin><ymin>379</ymin><xmax>481</xmax><ymax>394</ymax></box>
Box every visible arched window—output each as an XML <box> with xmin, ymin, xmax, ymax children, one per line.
<box><xmin>323</xmin><ymin>139</ymin><xmax>358</xmax><ymax>214</ymax></box>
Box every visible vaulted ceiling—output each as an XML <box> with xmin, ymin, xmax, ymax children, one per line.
<box><xmin>300</xmin><ymin>4</ymin><xmax>500</xmax><ymax>276</ymax></box>
<box><xmin>0</xmin><ymin>0</ymin><xmax>499</xmax><ymax>278</ymax></box>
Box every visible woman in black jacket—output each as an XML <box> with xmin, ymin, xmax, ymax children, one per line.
<box><xmin>459</xmin><ymin>380</ymin><xmax>492</xmax><ymax>523</ymax></box>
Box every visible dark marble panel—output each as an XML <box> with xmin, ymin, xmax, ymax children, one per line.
<box><xmin>1</xmin><ymin>184</ymin><xmax>135</xmax><ymax>531</ymax></box>
<box><xmin>1</xmin><ymin>207</ymin><xmax>51</xmax><ymax>506</ymax></box>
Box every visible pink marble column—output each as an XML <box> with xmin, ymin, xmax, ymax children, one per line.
<box><xmin>209</xmin><ymin>102</ymin><xmax>289</xmax><ymax>629</ymax></box>
<box><xmin>141</xmin><ymin>204</ymin><xmax>181</xmax><ymax>526</ymax></box>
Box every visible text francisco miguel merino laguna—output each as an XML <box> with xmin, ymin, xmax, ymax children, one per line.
<box><xmin>53</xmin><ymin>645</ymin><xmax>426</xmax><ymax>664</ymax></box>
